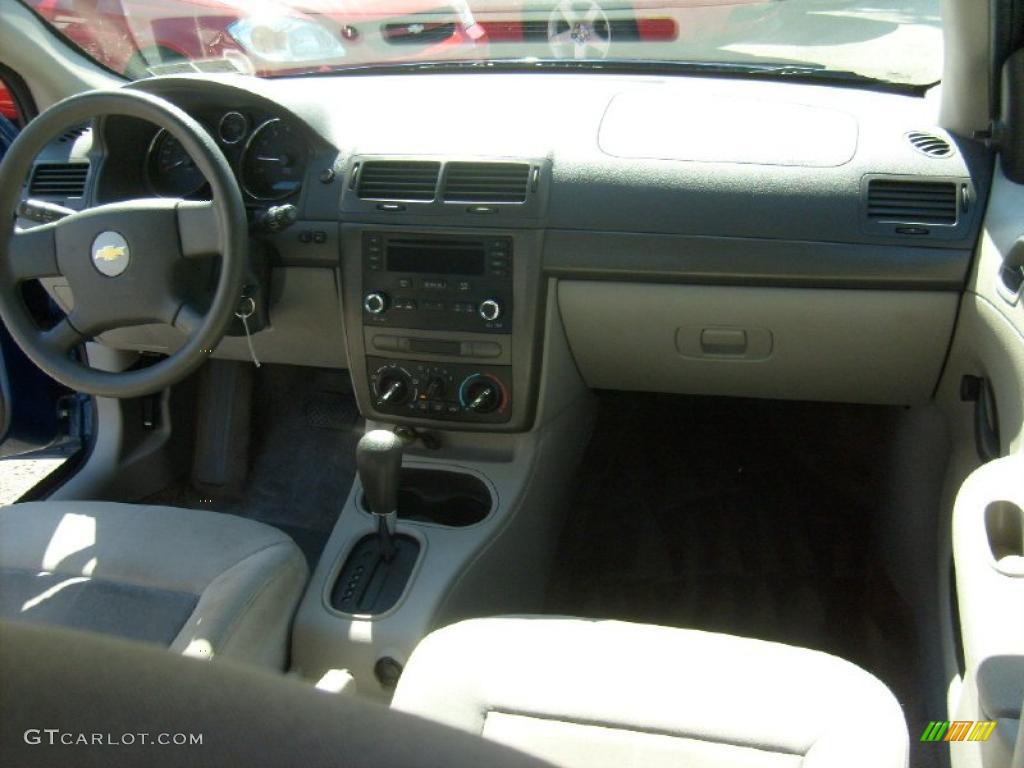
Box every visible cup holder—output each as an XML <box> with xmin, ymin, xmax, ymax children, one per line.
<box><xmin>361</xmin><ymin>468</ymin><xmax>491</xmax><ymax>528</ymax></box>
<box><xmin>985</xmin><ymin>500</ymin><xmax>1024</xmax><ymax>576</ymax></box>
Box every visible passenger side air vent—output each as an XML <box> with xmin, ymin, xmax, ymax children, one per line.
<box><xmin>907</xmin><ymin>131</ymin><xmax>953</xmax><ymax>158</ymax></box>
<box><xmin>866</xmin><ymin>179</ymin><xmax>958</xmax><ymax>225</ymax></box>
<box><xmin>442</xmin><ymin>162</ymin><xmax>530</xmax><ymax>203</ymax></box>
<box><xmin>28</xmin><ymin>163</ymin><xmax>89</xmax><ymax>197</ymax></box>
<box><xmin>357</xmin><ymin>161</ymin><xmax>440</xmax><ymax>201</ymax></box>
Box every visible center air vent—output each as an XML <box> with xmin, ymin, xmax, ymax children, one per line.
<box><xmin>907</xmin><ymin>131</ymin><xmax>953</xmax><ymax>158</ymax></box>
<box><xmin>357</xmin><ymin>161</ymin><xmax>440</xmax><ymax>201</ymax></box>
<box><xmin>442</xmin><ymin>162</ymin><xmax>530</xmax><ymax>203</ymax></box>
<box><xmin>29</xmin><ymin>163</ymin><xmax>89</xmax><ymax>197</ymax></box>
<box><xmin>867</xmin><ymin>179</ymin><xmax>958</xmax><ymax>225</ymax></box>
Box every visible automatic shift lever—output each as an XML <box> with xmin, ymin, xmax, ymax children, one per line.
<box><xmin>356</xmin><ymin>430</ymin><xmax>403</xmax><ymax>562</ymax></box>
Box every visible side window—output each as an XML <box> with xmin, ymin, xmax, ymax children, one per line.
<box><xmin>0</xmin><ymin>79</ymin><xmax>25</xmax><ymax>160</ymax></box>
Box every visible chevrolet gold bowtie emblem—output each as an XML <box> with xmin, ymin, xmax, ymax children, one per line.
<box><xmin>95</xmin><ymin>245</ymin><xmax>126</xmax><ymax>262</ymax></box>
<box><xmin>91</xmin><ymin>232</ymin><xmax>131</xmax><ymax>277</ymax></box>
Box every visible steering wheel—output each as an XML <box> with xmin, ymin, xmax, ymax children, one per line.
<box><xmin>0</xmin><ymin>89</ymin><xmax>246</xmax><ymax>399</ymax></box>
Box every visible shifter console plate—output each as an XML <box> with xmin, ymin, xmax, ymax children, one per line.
<box><xmin>330</xmin><ymin>534</ymin><xmax>420</xmax><ymax>615</ymax></box>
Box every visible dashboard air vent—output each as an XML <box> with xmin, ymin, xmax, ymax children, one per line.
<box><xmin>29</xmin><ymin>163</ymin><xmax>89</xmax><ymax>197</ymax></box>
<box><xmin>58</xmin><ymin>125</ymin><xmax>89</xmax><ymax>143</ymax></box>
<box><xmin>357</xmin><ymin>161</ymin><xmax>440</xmax><ymax>201</ymax></box>
<box><xmin>907</xmin><ymin>131</ymin><xmax>953</xmax><ymax>158</ymax></box>
<box><xmin>867</xmin><ymin>179</ymin><xmax>958</xmax><ymax>225</ymax></box>
<box><xmin>442</xmin><ymin>162</ymin><xmax>530</xmax><ymax>203</ymax></box>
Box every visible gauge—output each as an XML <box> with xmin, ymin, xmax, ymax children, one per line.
<box><xmin>218</xmin><ymin>111</ymin><xmax>248</xmax><ymax>145</ymax></box>
<box><xmin>145</xmin><ymin>129</ymin><xmax>206</xmax><ymax>198</ymax></box>
<box><xmin>240</xmin><ymin>118</ymin><xmax>306</xmax><ymax>201</ymax></box>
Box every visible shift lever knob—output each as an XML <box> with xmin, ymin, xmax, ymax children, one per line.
<box><xmin>357</xmin><ymin>430</ymin><xmax>403</xmax><ymax>518</ymax></box>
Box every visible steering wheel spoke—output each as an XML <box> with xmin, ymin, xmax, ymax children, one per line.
<box><xmin>7</xmin><ymin>223</ymin><xmax>61</xmax><ymax>282</ymax></box>
<box><xmin>177</xmin><ymin>200</ymin><xmax>220</xmax><ymax>258</ymax></box>
<box><xmin>40</xmin><ymin>316</ymin><xmax>87</xmax><ymax>354</ymax></box>
<box><xmin>171</xmin><ymin>301</ymin><xmax>205</xmax><ymax>335</ymax></box>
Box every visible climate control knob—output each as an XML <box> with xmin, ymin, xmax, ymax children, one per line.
<box><xmin>478</xmin><ymin>298</ymin><xmax>502</xmax><ymax>322</ymax></box>
<box><xmin>425</xmin><ymin>376</ymin><xmax>447</xmax><ymax>399</ymax></box>
<box><xmin>459</xmin><ymin>374</ymin><xmax>504</xmax><ymax>415</ymax></box>
<box><xmin>373</xmin><ymin>366</ymin><xmax>414</xmax><ymax>407</ymax></box>
<box><xmin>364</xmin><ymin>292</ymin><xmax>389</xmax><ymax>315</ymax></box>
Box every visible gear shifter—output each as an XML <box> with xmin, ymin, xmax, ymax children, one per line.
<box><xmin>332</xmin><ymin>429</ymin><xmax>419</xmax><ymax>616</ymax></box>
<box><xmin>356</xmin><ymin>430</ymin><xmax>403</xmax><ymax>562</ymax></box>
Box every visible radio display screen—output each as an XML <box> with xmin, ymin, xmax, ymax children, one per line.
<box><xmin>386</xmin><ymin>239</ymin><xmax>485</xmax><ymax>276</ymax></box>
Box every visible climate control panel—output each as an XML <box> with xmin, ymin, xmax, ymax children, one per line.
<box><xmin>367</xmin><ymin>356</ymin><xmax>512</xmax><ymax>424</ymax></box>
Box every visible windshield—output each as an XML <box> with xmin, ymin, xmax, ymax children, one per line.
<box><xmin>21</xmin><ymin>0</ymin><xmax>942</xmax><ymax>86</ymax></box>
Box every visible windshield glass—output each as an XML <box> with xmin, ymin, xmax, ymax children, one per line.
<box><xmin>21</xmin><ymin>0</ymin><xmax>942</xmax><ymax>85</ymax></box>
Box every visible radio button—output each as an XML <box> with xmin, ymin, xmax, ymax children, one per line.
<box><xmin>397</xmin><ymin>278</ymin><xmax>413</xmax><ymax>289</ymax></box>
<box><xmin>472</xmin><ymin>342</ymin><xmax>502</xmax><ymax>358</ymax></box>
<box><xmin>373</xmin><ymin>335</ymin><xmax>399</xmax><ymax>352</ymax></box>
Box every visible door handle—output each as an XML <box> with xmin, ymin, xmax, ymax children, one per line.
<box><xmin>961</xmin><ymin>375</ymin><xmax>1002</xmax><ymax>462</ymax></box>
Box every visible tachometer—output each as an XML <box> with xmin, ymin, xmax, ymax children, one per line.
<box><xmin>240</xmin><ymin>118</ymin><xmax>306</xmax><ymax>201</ymax></box>
<box><xmin>146</xmin><ymin>129</ymin><xmax>206</xmax><ymax>198</ymax></box>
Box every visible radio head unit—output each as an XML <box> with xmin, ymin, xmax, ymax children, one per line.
<box><xmin>362</xmin><ymin>232</ymin><xmax>512</xmax><ymax>334</ymax></box>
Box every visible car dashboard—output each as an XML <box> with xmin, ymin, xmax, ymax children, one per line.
<box><xmin>21</xmin><ymin>70</ymin><xmax>990</xmax><ymax>431</ymax></box>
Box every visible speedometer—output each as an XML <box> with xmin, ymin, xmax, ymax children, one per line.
<box><xmin>146</xmin><ymin>129</ymin><xmax>206</xmax><ymax>198</ymax></box>
<box><xmin>240</xmin><ymin>119</ymin><xmax>306</xmax><ymax>201</ymax></box>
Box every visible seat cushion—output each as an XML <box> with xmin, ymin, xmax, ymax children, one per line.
<box><xmin>0</xmin><ymin>501</ymin><xmax>308</xmax><ymax>668</ymax></box>
<box><xmin>392</xmin><ymin>617</ymin><xmax>909</xmax><ymax>768</ymax></box>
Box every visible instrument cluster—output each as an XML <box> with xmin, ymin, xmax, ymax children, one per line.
<box><xmin>145</xmin><ymin>108</ymin><xmax>307</xmax><ymax>203</ymax></box>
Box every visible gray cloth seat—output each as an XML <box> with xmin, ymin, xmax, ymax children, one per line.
<box><xmin>393</xmin><ymin>617</ymin><xmax>910</xmax><ymax>768</ymax></box>
<box><xmin>0</xmin><ymin>501</ymin><xmax>308</xmax><ymax>668</ymax></box>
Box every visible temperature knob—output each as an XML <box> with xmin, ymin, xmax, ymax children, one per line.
<box><xmin>459</xmin><ymin>374</ymin><xmax>504</xmax><ymax>415</ymax></box>
<box><xmin>364</xmin><ymin>292</ymin><xmax>389</xmax><ymax>315</ymax></box>
<box><xmin>478</xmin><ymin>299</ymin><xmax>502</xmax><ymax>322</ymax></box>
<box><xmin>373</xmin><ymin>366</ymin><xmax>414</xmax><ymax>407</ymax></box>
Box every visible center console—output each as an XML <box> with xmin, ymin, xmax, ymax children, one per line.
<box><xmin>342</xmin><ymin>225</ymin><xmax>544</xmax><ymax>433</ymax></box>
<box><xmin>289</xmin><ymin>160</ymin><xmax>586</xmax><ymax>699</ymax></box>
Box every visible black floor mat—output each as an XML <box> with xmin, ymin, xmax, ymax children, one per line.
<box><xmin>547</xmin><ymin>393</ymin><xmax>941</xmax><ymax>767</ymax></box>
<box><xmin>146</xmin><ymin>366</ymin><xmax>361</xmax><ymax>567</ymax></box>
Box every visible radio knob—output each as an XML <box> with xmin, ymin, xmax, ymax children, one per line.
<box><xmin>364</xmin><ymin>292</ymin><xmax>389</xmax><ymax>315</ymax></box>
<box><xmin>478</xmin><ymin>298</ymin><xmax>502</xmax><ymax>322</ymax></box>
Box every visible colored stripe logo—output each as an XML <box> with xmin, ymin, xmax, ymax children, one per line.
<box><xmin>921</xmin><ymin>721</ymin><xmax>997</xmax><ymax>742</ymax></box>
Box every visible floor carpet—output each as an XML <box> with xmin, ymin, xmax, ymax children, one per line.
<box><xmin>147</xmin><ymin>366</ymin><xmax>361</xmax><ymax>567</ymax></box>
<box><xmin>547</xmin><ymin>392</ymin><xmax>944</xmax><ymax>768</ymax></box>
